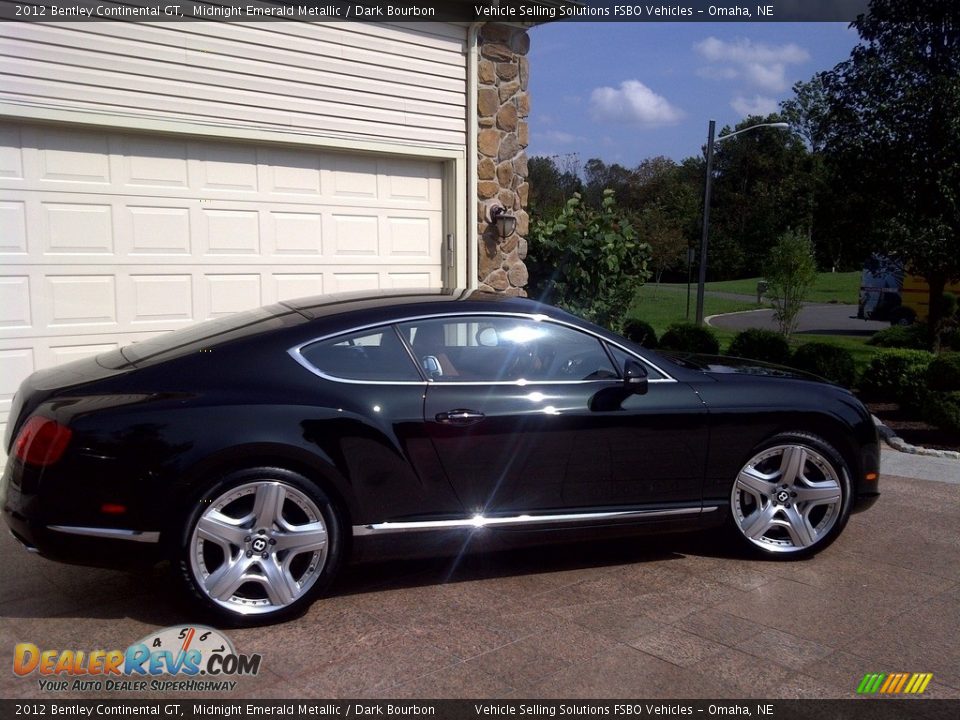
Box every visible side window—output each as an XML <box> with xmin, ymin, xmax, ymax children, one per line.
<box><xmin>299</xmin><ymin>328</ymin><xmax>421</xmax><ymax>382</ymax></box>
<box><xmin>606</xmin><ymin>343</ymin><xmax>665</xmax><ymax>380</ymax></box>
<box><xmin>397</xmin><ymin>316</ymin><xmax>617</xmax><ymax>382</ymax></box>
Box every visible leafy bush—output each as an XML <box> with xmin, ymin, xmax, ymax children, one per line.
<box><xmin>867</xmin><ymin>323</ymin><xmax>930</xmax><ymax>350</ymax></box>
<box><xmin>527</xmin><ymin>191</ymin><xmax>651</xmax><ymax>331</ymax></box>
<box><xmin>622</xmin><ymin>318</ymin><xmax>658</xmax><ymax>348</ymax></box>
<box><xmin>926</xmin><ymin>353</ymin><xmax>960</xmax><ymax>392</ymax></box>
<box><xmin>942</xmin><ymin>327</ymin><xmax>960</xmax><ymax>351</ymax></box>
<box><xmin>659</xmin><ymin>323</ymin><xmax>720</xmax><ymax>354</ymax></box>
<box><xmin>858</xmin><ymin>349</ymin><xmax>935</xmax><ymax>409</ymax></box>
<box><xmin>789</xmin><ymin>342</ymin><xmax>856</xmax><ymax>387</ymax></box>
<box><xmin>727</xmin><ymin>329</ymin><xmax>791</xmax><ymax>365</ymax></box>
<box><xmin>922</xmin><ymin>391</ymin><xmax>960</xmax><ymax>435</ymax></box>
<box><xmin>764</xmin><ymin>229</ymin><xmax>817</xmax><ymax>337</ymax></box>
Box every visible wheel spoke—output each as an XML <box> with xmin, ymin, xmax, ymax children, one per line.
<box><xmin>251</xmin><ymin>482</ymin><xmax>285</xmax><ymax>528</ymax></box>
<box><xmin>258</xmin><ymin>556</ymin><xmax>300</xmax><ymax>606</ymax></box>
<box><xmin>778</xmin><ymin>446</ymin><xmax>807</xmax><ymax>486</ymax></box>
<box><xmin>741</xmin><ymin>502</ymin><xmax>777</xmax><ymax>540</ymax></box>
<box><xmin>197</xmin><ymin>511</ymin><xmax>249</xmax><ymax>548</ymax></box>
<box><xmin>737</xmin><ymin>467</ymin><xmax>775</xmax><ymax>498</ymax></box>
<box><xmin>783</xmin><ymin>505</ymin><xmax>816</xmax><ymax>547</ymax></box>
<box><xmin>794</xmin><ymin>481</ymin><xmax>841</xmax><ymax>505</ymax></box>
<box><xmin>274</xmin><ymin>522</ymin><xmax>327</xmax><ymax>555</ymax></box>
<box><xmin>205</xmin><ymin>556</ymin><xmax>250</xmax><ymax>600</ymax></box>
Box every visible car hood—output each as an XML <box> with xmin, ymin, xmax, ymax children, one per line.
<box><xmin>659</xmin><ymin>352</ymin><xmax>829</xmax><ymax>383</ymax></box>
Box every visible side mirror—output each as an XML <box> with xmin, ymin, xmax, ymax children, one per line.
<box><xmin>623</xmin><ymin>359</ymin><xmax>648</xmax><ymax>395</ymax></box>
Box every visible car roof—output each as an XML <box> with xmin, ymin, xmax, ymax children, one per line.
<box><xmin>283</xmin><ymin>288</ymin><xmax>554</xmax><ymax>320</ymax></box>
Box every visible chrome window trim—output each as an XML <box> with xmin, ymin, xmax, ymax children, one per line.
<box><xmin>48</xmin><ymin>525</ymin><xmax>161</xmax><ymax>543</ymax></box>
<box><xmin>353</xmin><ymin>505</ymin><xmax>715</xmax><ymax>536</ymax></box>
<box><xmin>288</xmin><ymin>311</ymin><xmax>677</xmax><ymax>386</ymax></box>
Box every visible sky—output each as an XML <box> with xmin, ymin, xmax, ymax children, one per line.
<box><xmin>526</xmin><ymin>22</ymin><xmax>861</xmax><ymax>168</ymax></box>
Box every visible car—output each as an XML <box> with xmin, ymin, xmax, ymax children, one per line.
<box><xmin>2</xmin><ymin>288</ymin><xmax>880</xmax><ymax>624</ymax></box>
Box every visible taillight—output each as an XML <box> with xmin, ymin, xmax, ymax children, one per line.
<box><xmin>14</xmin><ymin>416</ymin><xmax>72</xmax><ymax>466</ymax></box>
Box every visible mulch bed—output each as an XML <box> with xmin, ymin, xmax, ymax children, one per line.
<box><xmin>866</xmin><ymin>401</ymin><xmax>960</xmax><ymax>453</ymax></box>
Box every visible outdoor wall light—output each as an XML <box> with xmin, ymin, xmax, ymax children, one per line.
<box><xmin>490</xmin><ymin>205</ymin><xmax>517</xmax><ymax>239</ymax></box>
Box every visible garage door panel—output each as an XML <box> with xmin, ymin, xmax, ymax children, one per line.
<box><xmin>0</xmin><ymin>122</ymin><xmax>447</xmax><ymax>438</ymax></box>
<box><xmin>128</xmin><ymin>275</ymin><xmax>194</xmax><ymax>326</ymax></box>
<box><xmin>0</xmin><ymin>125</ymin><xmax>24</xmax><ymax>178</ymax></box>
<box><xmin>0</xmin><ymin>276</ymin><xmax>31</xmax><ymax>330</ymax></box>
<box><xmin>43</xmin><ymin>202</ymin><xmax>115</xmax><ymax>254</ymax></box>
<box><xmin>0</xmin><ymin>200</ymin><xmax>27</xmax><ymax>253</ymax></box>
<box><xmin>126</xmin><ymin>206</ymin><xmax>193</xmax><ymax>255</ymax></box>
<box><xmin>204</xmin><ymin>274</ymin><xmax>263</xmax><ymax>318</ymax></box>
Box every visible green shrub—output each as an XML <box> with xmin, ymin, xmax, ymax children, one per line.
<box><xmin>659</xmin><ymin>323</ymin><xmax>720</xmax><ymax>354</ymax></box>
<box><xmin>922</xmin><ymin>391</ymin><xmax>960</xmax><ymax>435</ymax></box>
<box><xmin>942</xmin><ymin>327</ymin><xmax>960</xmax><ymax>351</ymax></box>
<box><xmin>789</xmin><ymin>342</ymin><xmax>856</xmax><ymax>387</ymax></box>
<box><xmin>527</xmin><ymin>191</ymin><xmax>651</xmax><ymax>331</ymax></box>
<box><xmin>727</xmin><ymin>329</ymin><xmax>791</xmax><ymax>365</ymax></box>
<box><xmin>926</xmin><ymin>353</ymin><xmax>960</xmax><ymax>392</ymax></box>
<box><xmin>867</xmin><ymin>323</ymin><xmax>930</xmax><ymax>350</ymax></box>
<box><xmin>622</xmin><ymin>318</ymin><xmax>658</xmax><ymax>348</ymax></box>
<box><xmin>858</xmin><ymin>349</ymin><xmax>935</xmax><ymax>409</ymax></box>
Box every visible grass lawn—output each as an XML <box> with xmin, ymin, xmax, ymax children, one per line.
<box><xmin>628</xmin><ymin>283</ymin><xmax>753</xmax><ymax>349</ymax></box>
<box><xmin>676</xmin><ymin>271</ymin><xmax>861</xmax><ymax>305</ymax></box>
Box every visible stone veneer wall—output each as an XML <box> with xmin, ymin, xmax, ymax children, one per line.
<box><xmin>476</xmin><ymin>24</ymin><xmax>530</xmax><ymax>296</ymax></box>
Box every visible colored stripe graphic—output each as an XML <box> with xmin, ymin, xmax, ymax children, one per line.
<box><xmin>857</xmin><ymin>672</ymin><xmax>932</xmax><ymax>694</ymax></box>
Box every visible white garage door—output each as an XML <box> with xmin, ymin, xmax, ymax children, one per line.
<box><xmin>0</xmin><ymin>121</ymin><xmax>447</xmax><ymax>447</ymax></box>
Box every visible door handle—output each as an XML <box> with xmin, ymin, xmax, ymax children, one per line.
<box><xmin>435</xmin><ymin>409</ymin><xmax>485</xmax><ymax>425</ymax></box>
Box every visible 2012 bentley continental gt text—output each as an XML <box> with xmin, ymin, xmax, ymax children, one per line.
<box><xmin>2</xmin><ymin>289</ymin><xmax>880</xmax><ymax>624</ymax></box>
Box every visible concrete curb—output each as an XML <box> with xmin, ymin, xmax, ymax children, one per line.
<box><xmin>872</xmin><ymin>414</ymin><xmax>960</xmax><ymax>461</ymax></box>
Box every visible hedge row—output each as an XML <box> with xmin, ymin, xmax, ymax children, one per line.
<box><xmin>625</xmin><ymin>319</ymin><xmax>959</xmax><ymax>434</ymax></box>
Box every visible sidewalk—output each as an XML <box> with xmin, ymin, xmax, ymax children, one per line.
<box><xmin>881</xmin><ymin>446</ymin><xmax>959</xmax><ymax>483</ymax></box>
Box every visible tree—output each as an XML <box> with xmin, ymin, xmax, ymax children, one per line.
<box><xmin>582</xmin><ymin>159</ymin><xmax>636</xmax><ymax>208</ymax></box>
<box><xmin>780</xmin><ymin>74</ymin><xmax>831</xmax><ymax>153</ymax></box>
<box><xmin>639</xmin><ymin>205</ymin><xmax>687</xmax><ymax>290</ymax></box>
<box><xmin>706</xmin><ymin>114</ymin><xmax>819</xmax><ymax>279</ymax></box>
<box><xmin>527</xmin><ymin>155</ymin><xmax>583</xmax><ymax>218</ymax></box>
<box><xmin>527</xmin><ymin>191</ymin><xmax>651</xmax><ymax>331</ymax></box>
<box><xmin>765</xmin><ymin>229</ymin><xmax>818</xmax><ymax>337</ymax></box>
<box><xmin>818</xmin><ymin>0</ymin><xmax>960</xmax><ymax>345</ymax></box>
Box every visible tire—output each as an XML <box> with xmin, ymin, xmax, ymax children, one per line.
<box><xmin>889</xmin><ymin>307</ymin><xmax>916</xmax><ymax>327</ymax></box>
<box><xmin>728</xmin><ymin>432</ymin><xmax>852</xmax><ymax>559</ymax></box>
<box><xmin>175</xmin><ymin>466</ymin><xmax>343</xmax><ymax>626</ymax></box>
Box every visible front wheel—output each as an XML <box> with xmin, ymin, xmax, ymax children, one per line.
<box><xmin>729</xmin><ymin>433</ymin><xmax>852</xmax><ymax>558</ymax></box>
<box><xmin>176</xmin><ymin>467</ymin><xmax>343</xmax><ymax>626</ymax></box>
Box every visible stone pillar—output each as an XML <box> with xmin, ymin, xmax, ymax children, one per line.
<box><xmin>476</xmin><ymin>24</ymin><xmax>530</xmax><ymax>296</ymax></box>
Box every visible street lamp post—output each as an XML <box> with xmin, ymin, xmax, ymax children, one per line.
<box><xmin>695</xmin><ymin>120</ymin><xmax>790</xmax><ymax>325</ymax></box>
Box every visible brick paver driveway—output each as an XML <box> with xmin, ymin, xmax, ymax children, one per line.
<box><xmin>2</xmin><ymin>475</ymin><xmax>958</xmax><ymax>700</ymax></box>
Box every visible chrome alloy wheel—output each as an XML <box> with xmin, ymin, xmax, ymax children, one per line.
<box><xmin>189</xmin><ymin>481</ymin><xmax>329</xmax><ymax>615</ymax></box>
<box><xmin>731</xmin><ymin>444</ymin><xmax>843</xmax><ymax>553</ymax></box>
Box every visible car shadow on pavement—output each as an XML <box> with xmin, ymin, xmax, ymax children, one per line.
<box><xmin>0</xmin><ymin>527</ymin><xmax>763</xmax><ymax>625</ymax></box>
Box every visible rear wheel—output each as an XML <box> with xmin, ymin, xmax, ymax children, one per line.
<box><xmin>176</xmin><ymin>467</ymin><xmax>342</xmax><ymax>625</ymax></box>
<box><xmin>729</xmin><ymin>433</ymin><xmax>851</xmax><ymax>558</ymax></box>
<box><xmin>889</xmin><ymin>307</ymin><xmax>916</xmax><ymax>326</ymax></box>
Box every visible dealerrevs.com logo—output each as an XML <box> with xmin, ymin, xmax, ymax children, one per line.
<box><xmin>13</xmin><ymin>625</ymin><xmax>262</xmax><ymax>693</ymax></box>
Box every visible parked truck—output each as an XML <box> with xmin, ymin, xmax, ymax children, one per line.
<box><xmin>859</xmin><ymin>254</ymin><xmax>960</xmax><ymax>325</ymax></box>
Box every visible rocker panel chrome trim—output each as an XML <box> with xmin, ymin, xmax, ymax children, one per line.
<box><xmin>353</xmin><ymin>506</ymin><xmax>716</xmax><ymax>536</ymax></box>
<box><xmin>47</xmin><ymin>526</ymin><xmax>161</xmax><ymax>543</ymax></box>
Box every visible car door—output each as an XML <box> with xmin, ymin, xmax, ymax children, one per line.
<box><xmin>594</xmin><ymin>344</ymin><xmax>709</xmax><ymax>507</ymax></box>
<box><xmin>398</xmin><ymin>315</ymin><xmax>707</xmax><ymax>515</ymax></box>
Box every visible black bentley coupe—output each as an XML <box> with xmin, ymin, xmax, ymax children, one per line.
<box><xmin>2</xmin><ymin>289</ymin><xmax>879</xmax><ymax>624</ymax></box>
